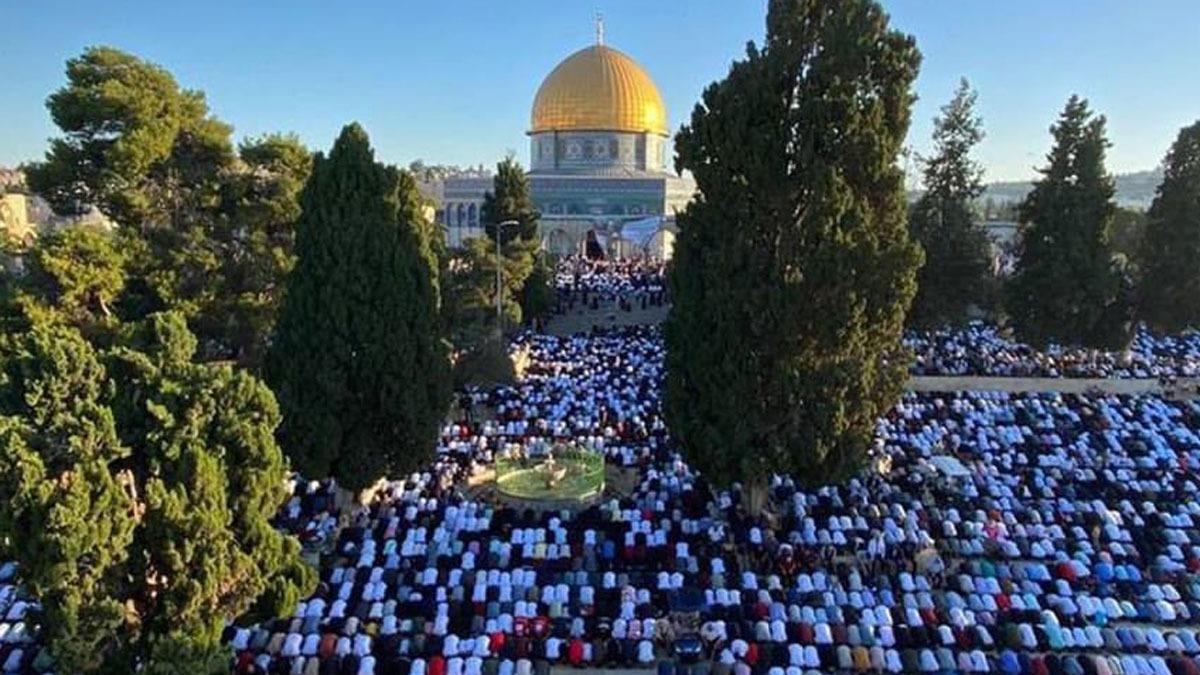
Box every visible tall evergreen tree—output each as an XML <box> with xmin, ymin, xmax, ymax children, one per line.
<box><xmin>266</xmin><ymin>124</ymin><xmax>451</xmax><ymax>492</ymax></box>
<box><xmin>450</xmin><ymin>237</ymin><xmax>536</xmax><ymax>335</ymax></box>
<box><xmin>1139</xmin><ymin>120</ymin><xmax>1200</xmax><ymax>333</ymax></box>
<box><xmin>665</xmin><ymin>0</ymin><xmax>922</xmax><ymax>504</ymax></box>
<box><xmin>0</xmin><ymin>313</ymin><xmax>314</xmax><ymax>673</ymax></box>
<box><xmin>481</xmin><ymin>156</ymin><xmax>539</xmax><ymax>245</ymax></box>
<box><xmin>1109</xmin><ymin>206</ymin><xmax>1148</xmax><ymax>267</ymax></box>
<box><xmin>908</xmin><ymin>78</ymin><xmax>993</xmax><ymax>327</ymax></box>
<box><xmin>1007</xmin><ymin>96</ymin><xmax>1129</xmax><ymax>348</ymax></box>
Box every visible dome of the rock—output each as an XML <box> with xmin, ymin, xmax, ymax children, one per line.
<box><xmin>530</xmin><ymin>45</ymin><xmax>668</xmax><ymax>137</ymax></box>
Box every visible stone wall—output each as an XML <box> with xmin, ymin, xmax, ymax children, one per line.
<box><xmin>0</xmin><ymin>194</ymin><xmax>36</xmax><ymax>244</ymax></box>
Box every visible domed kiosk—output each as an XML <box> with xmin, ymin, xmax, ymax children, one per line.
<box><xmin>493</xmin><ymin>441</ymin><xmax>606</xmax><ymax>506</ymax></box>
<box><xmin>434</xmin><ymin>27</ymin><xmax>694</xmax><ymax>258</ymax></box>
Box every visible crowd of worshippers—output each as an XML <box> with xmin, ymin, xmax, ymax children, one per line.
<box><xmin>219</xmin><ymin>327</ymin><xmax>1200</xmax><ymax>675</ymax></box>
<box><xmin>907</xmin><ymin>322</ymin><xmax>1200</xmax><ymax>379</ymax></box>
<box><xmin>553</xmin><ymin>256</ymin><xmax>667</xmax><ymax>314</ymax></box>
<box><xmin>0</xmin><ymin>563</ymin><xmax>48</xmax><ymax>673</ymax></box>
<box><xmin>6</xmin><ymin>327</ymin><xmax>1200</xmax><ymax>674</ymax></box>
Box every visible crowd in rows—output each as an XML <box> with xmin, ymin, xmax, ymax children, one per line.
<box><xmin>553</xmin><ymin>256</ymin><xmax>667</xmax><ymax>313</ymax></box>
<box><xmin>3</xmin><ymin>271</ymin><xmax>1200</xmax><ymax>672</ymax></box>
<box><xmin>187</xmin><ymin>325</ymin><xmax>1200</xmax><ymax>675</ymax></box>
<box><xmin>551</xmin><ymin>261</ymin><xmax>1200</xmax><ymax>380</ymax></box>
<box><xmin>905</xmin><ymin>323</ymin><xmax>1200</xmax><ymax>379</ymax></box>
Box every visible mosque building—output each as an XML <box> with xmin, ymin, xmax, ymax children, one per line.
<box><xmin>435</xmin><ymin>24</ymin><xmax>693</xmax><ymax>258</ymax></box>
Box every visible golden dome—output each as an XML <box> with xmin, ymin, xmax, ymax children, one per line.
<box><xmin>530</xmin><ymin>45</ymin><xmax>668</xmax><ymax>136</ymax></box>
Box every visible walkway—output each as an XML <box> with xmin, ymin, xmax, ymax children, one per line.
<box><xmin>545</xmin><ymin>304</ymin><xmax>669</xmax><ymax>336</ymax></box>
<box><xmin>911</xmin><ymin>375</ymin><xmax>1200</xmax><ymax>398</ymax></box>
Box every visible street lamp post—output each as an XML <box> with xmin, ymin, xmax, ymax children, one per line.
<box><xmin>495</xmin><ymin>219</ymin><xmax>519</xmax><ymax>334</ymax></box>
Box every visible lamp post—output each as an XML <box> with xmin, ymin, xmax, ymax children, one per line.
<box><xmin>495</xmin><ymin>219</ymin><xmax>519</xmax><ymax>334</ymax></box>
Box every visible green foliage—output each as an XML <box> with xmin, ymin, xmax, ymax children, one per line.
<box><xmin>266</xmin><ymin>124</ymin><xmax>451</xmax><ymax>491</ymax></box>
<box><xmin>452</xmin><ymin>335</ymin><xmax>518</xmax><ymax>389</ymax></box>
<box><xmin>204</xmin><ymin>133</ymin><xmax>313</xmax><ymax>365</ymax></box>
<box><xmin>665</xmin><ymin>0</ymin><xmax>922</xmax><ymax>490</ymax></box>
<box><xmin>447</xmin><ymin>155</ymin><xmax>548</xmax><ymax>342</ymax></box>
<box><xmin>1007</xmin><ymin>96</ymin><xmax>1130</xmax><ymax>349</ymax></box>
<box><xmin>124</xmin><ymin>134</ymin><xmax>313</xmax><ymax>364</ymax></box>
<box><xmin>520</xmin><ymin>253</ymin><xmax>556</xmax><ymax>322</ymax></box>
<box><xmin>0</xmin><ymin>325</ymin><xmax>133</xmax><ymax>673</ymax></box>
<box><xmin>481</xmin><ymin>156</ymin><xmax>540</xmax><ymax>244</ymax></box>
<box><xmin>3</xmin><ymin>224</ymin><xmax>127</xmax><ymax>338</ymax></box>
<box><xmin>25</xmin><ymin>46</ymin><xmax>312</xmax><ymax>365</ymax></box>
<box><xmin>1110</xmin><ymin>207</ymin><xmax>1147</xmax><ymax>267</ymax></box>
<box><xmin>1139</xmin><ymin>120</ymin><xmax>1200</xmax><ymax>333</ymax></box>
<box><xmin>0</xmin><ymin>313</ymin><xmax>314</xmax><ymax>673</ymax></box>
<box><xmin>908</xmin><ymin>79</ymin><xmax>994</xmax><ymax>327</ymax></box>
<box><xmin>26</xmin><ymin>46</ymin><xmax>233</xmax><ymax>228</ymax></box>
<box><xmin>451</xmin><ymin>236</ymin><xmax>538</xmax><ymax>336</ymax></box>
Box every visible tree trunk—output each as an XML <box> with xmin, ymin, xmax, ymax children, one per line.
<box><xmin>1119</xmin><ymin>346</ymin><xmax>1133</xmax><ymax>368</ymax></box>
<box><xmin>355</xmin><ymin>478</ymin><xmax>389</xmax><ymax>507</ymax></box>
<box><xmin>744</xmin><ymin>476</ymin><xmax>771</xmax><ymax>518</ymax></box>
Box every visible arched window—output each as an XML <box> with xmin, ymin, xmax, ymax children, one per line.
<box><xmin>468</xmin><ymin>203</ymin><xmax>478</xmax><ymax>227</ymax></box>
<box><xmin>456</xmin><ymin>203</ymin><xmax>466</xmax><ymax>226</ymax></box>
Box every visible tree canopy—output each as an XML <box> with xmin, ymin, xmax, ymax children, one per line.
<box><xmin>481</xmin><ymin>156</ymin><xmax>539</xmax><ymax>245</ymax></box>
<box><xmin>25</xmin><ymin>46</ymin><xmax>234</xmax><ymax>228</ymax></box>
<box><xmin>205</xmin><ymin>133</ymin><xmax>313</xmax><ymax>365</ymax></box>
<box><xmin>24</xmin><ymin>46</ymin><xmax>312</xmax><ymax>366</ymax></box>
<box><xmin>0</xmin><ymin>313</ymin><xmax>314</xmax><ymax>673</ymax></box>
<box><xmin>266</xmin><ymin>123</ymin><xmax>451</xmax><ymax>492</ymax></box>
<box><xmin>2</xmin><ymin>223</ymin><xmax>128</xmax><ymax>338</ymax></box>
<box><xmin>1139</xmin><ymin>120</ymin><xmax>1200</xmax><ymax>333</ymax></box>
<box><xmin>665</xmin><ymin>0</ymin><xmax>923</xmax><ymax>500</ymax></box>
<box><xmin>1007</xmin><ymin>95</ymin><xmax>1129</xmax><ymax>349</ymax></box>
<box><xmin>907</xmin><ymin>78</ymin><xmax>994</xmax><ymax>328</ymax></box>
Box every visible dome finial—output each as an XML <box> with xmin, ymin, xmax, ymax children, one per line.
<box><xmin>595</xmin><ymin>12</ymin><xmax>604</xmax><ymax>46</ymax></box>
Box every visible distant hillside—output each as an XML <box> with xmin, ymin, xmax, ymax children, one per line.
<box><xmin>983</xmin><ymin>168</ymin><xmax>1162</xmax><ymax>210</ymax></box>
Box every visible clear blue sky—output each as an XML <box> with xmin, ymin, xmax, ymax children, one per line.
<box><xmin>3</xmin><ymin>0</ymin><xmax>1199</xmax><ymax>182</ymax></box>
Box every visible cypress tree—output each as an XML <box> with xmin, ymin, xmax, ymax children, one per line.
<box><xmin>1007</xmin><ymin>96</ymin><xmax>1130</xmax><ymax>349</ymax></box>
<box><xmin>1139</xmin><ymin>120</ymin><xmax>1200</xmax><ymax>333</ymax></box>
<box><xmin>908</xmin><ymin>79</ymin><xmax>994</xmax><ymax>328</ymax></box>
<box><xmin>266</xmin><ymin>124</ymin><xmax>451</xmax><ymax>492</ymax></box>
<box><xmin>481</xmin><ymin>156</ymin><xmax>540</xmax><ymax>245</ymax></box>
<box><xmin>665</xmin><ymin>0</ymin><xmax>922</xmax><ymax>505</ymax></box>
